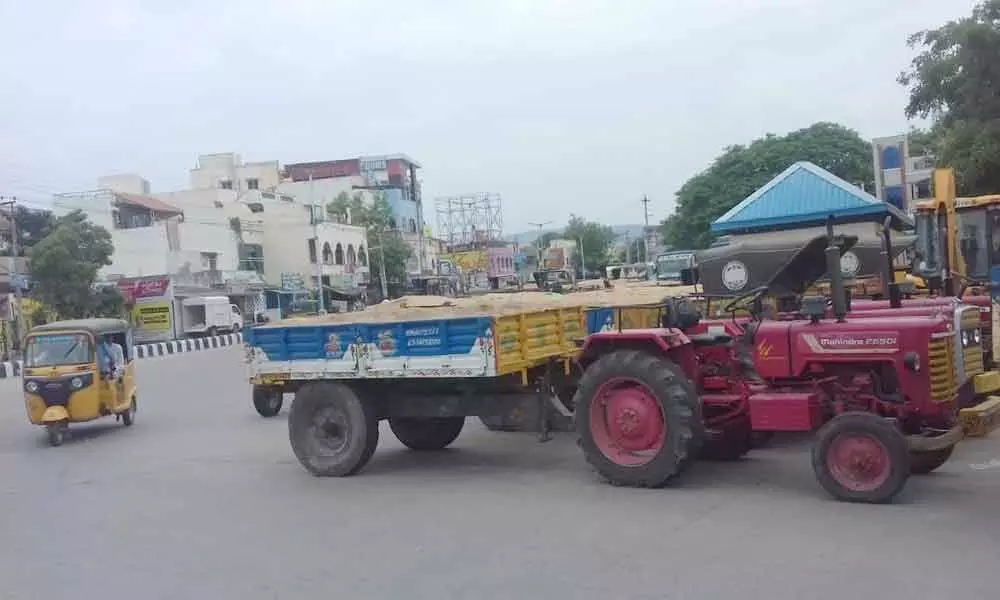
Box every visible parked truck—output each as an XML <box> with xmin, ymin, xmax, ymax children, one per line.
<box><xmin>181</xmin><ymin>296</ymin><xmax>243</xmax><ymax>337</ymax></box>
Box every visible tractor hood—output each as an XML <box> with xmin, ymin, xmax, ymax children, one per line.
<box><xmin>696</xmin><ymin>233</ymin><xmax>857</xmax><ymax>297</ymax></box>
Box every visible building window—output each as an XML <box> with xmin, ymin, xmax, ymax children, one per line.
<box><xmin>246</xmin><ymin>178</ymin><xmax>259</xmax><ymax>190</ymax></box>
<box><xmin>322</xmin><ymin>242</ymin><xmax>333</xmax><ymax>264</ymax></box>
<box><xmin>335</xmin><ymin>243</ymin><xmax>344</xmax><ymax>265</ymax></box>
<box><xmin>308</xmin><ymin>238</ymin><xmax>317</xmax><ymax>263</ymax></box>
<box><xmin>408</xmin><ymin>218</ymin><xmax>417</xmax><ymax>233</ymax></box>
<box><xmin>219</xmin><ymin>179</ymin><xmax>233</xmax><ymax>190</ymax></box>
<box><xmin>358</xmin><ymin>245</ymin><xmax>367</xmax><ymax>266</ymax></box>
<box><xmin>347</xmin><ymin>244</ymin><xmax>357</xmax><ymax>266</ymax></box>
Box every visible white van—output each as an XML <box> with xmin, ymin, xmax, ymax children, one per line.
<box><xmin>181</xmin><ymin>296</ymin><xmax>243</xmax><ymax>337</ymax></box>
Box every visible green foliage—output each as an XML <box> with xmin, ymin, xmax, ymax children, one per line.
<box><xmin>92</xmin><ymin>285</ymin><xmax>126</xmax><ymax>319</ymax></box>
<box><xmin>563</xmin><ymin>215</ymin><xmax>616</xmax><ymax>273</ymax></box>
<box><xmin>899</xmin><ymin>0</ymin><xmax>1000</xmax><ymax>195</ymax></box>
<box><xmin>327</xmin><ymin>191</ymin><xmax>412</xmax><ymax>294</ymax></box>
<box><xmin>663</xmin><ymin>122</ymin><xmax>874</xmax><ymax>249</ymax></box>
<box><xmin>28</xmin><ymin>210</ymin><xmax>115</xmax><ymax>319</ymax></box>
<box><xmin>2</xmin><ymin>206</ymin><xmax>56</xmax><ymax>256</ymax></box>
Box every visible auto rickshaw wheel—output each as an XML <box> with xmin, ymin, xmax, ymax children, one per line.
<box><xmin>122</xmin><ymin>396</ymin><xmax>136</xmax><ymax>427</ymax></box>
<box><xmin>46</xmin><ymin>424</ymin><xmax>66</xmax><ymax>447</ymax></box>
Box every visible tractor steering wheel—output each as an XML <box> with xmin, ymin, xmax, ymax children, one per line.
<box><xmin>722</xmin><ymin>286</ymin><xmax>769</xmax><ymax>317</ymax></box>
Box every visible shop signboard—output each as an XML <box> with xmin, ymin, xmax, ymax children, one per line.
<box><xmin>117</xmin><ymin>276</ymin><xmax>175</xmax><ymax>342</ymax></box>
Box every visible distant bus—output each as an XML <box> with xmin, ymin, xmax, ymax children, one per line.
<box><xmin>655</xmin><ymin>251</ymin><xmax>695</xmax><ymax>284</ymax></box>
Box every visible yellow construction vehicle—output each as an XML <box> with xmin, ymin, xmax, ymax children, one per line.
<box><xmin>911</xmin><ymin>168</ymin><xmax>1000</xmax><ymax>405</ymax></box>
<box><xmin>912</xmin><ymin>168</ymin><xmax>1000</xmax><ymax>295</ymax></box>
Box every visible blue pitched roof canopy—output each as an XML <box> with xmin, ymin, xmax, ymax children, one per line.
<box><xmin>711</xmin><ymin>161</ymin><xmax>913</xmax><ymax>234</ymax></box>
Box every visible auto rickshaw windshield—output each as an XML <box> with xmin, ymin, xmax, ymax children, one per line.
<box><xmin>24</xmin><ymin>333</ymin><xmax>94</xmax><ymax>368</ymax></box>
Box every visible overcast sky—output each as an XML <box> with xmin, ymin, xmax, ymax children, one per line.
<box><xmin>0</xmin><ymin>0</ymin><xmax>976</xmax><ymax>233</ymax></box>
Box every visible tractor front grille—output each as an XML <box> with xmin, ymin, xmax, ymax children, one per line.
<box><xmin>961</xmin><ymin>307</ymin><xmax>985</xmax><ymax>378</ymax></box>
<box><xmin>929</xmin><ymin>337</ymin><xmax>958</xmax><ymax>403</ymax></box>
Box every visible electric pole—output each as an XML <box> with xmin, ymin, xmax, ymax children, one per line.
<box><xmin>373</xmin><ymin>230</ymin><xmax>389</xmax><ymax>301</ymax></box>
<box><xmin>528</xmin><ymin>221</ymin><xmax>551</xmax><ymax>267</ymax></box>
<box><xmin>1</xmin><ymin>196</ymin><xmax>22</xmax><ymax>358</ymax></box>
<box><xmin>641</xmin><ymin>194</ymin><xmax>651</xmax><ymax>263</ymax></box>
<box><xmin>309</xmin><ymin>175</ymin><xmax>326</xmax><ymax>313</ymax></box>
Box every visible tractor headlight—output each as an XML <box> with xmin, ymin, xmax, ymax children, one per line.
<box><xmin>25</xmin><ymin>380</ymin><xmax>38</xmax><ymax>393</ymax></box>
<box><xmin>904</xmin><ymin>351</ymin><xmax>921</xmax><ymax>372</ymax></box>
<box><xmin>70</xmin><ymin>377</ymin><xmax>83</xmax><ymax>390</ymax></box>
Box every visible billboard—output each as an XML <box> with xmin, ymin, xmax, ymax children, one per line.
<box><xmin>117</xmin><ymin>276</ymin><xmax>174</xmax><ymax>342</ymax></box>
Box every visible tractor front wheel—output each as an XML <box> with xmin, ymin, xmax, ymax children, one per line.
<box><xmin>910</xmin><ymin>445</ymin><xmax>955</xmax><ymax>475</ymax></box>
<box><xmin>812</xmin><ymin>412</ymin><xmax>910</xmax><ymax>504</ymax></box>
<box><xmin>575</xmin><ymin>350</ymin><xmax>702</xmax><ymax>488</ymax></box>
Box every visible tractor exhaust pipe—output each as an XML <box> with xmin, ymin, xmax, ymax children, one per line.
<box><xmin>881</xmin><ymin>216</ymin><xmax>903</xmax><ymax>309</ymax></box>
<box><xmin>825</xmin><ymin>218</ymin><xmax>847</xmax><ymax>322</ymax></box>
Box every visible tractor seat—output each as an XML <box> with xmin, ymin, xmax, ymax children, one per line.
<box><xmin>686</xmin><ymin>333</ymin><xmax>733</xmax><ymax>346</ymax></box>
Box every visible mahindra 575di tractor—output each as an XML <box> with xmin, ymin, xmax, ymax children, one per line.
<box><xmin>574</xmin><ymin>221</ymin><xmax>998</xmax><ymax>503</ymax></box>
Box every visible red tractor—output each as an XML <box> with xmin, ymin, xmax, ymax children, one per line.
<box><xmin>572</xmin><ymin>224</ymin><xmax>987</xmax><ymax>503</ymax></box>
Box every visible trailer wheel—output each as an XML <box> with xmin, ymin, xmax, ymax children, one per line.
<box><xmin>478</xmin><ymin>415</ymin><xmax>521</xmax><ymax>432</ymax></box>
<box><xmin>390</xmin><ymin>417</ymin><xmax>465</xmax><ymax>450</ymax></box>
<box><xmin>253</xmin><ymin>386</ymin><xmax>283</xmax><ymax>417</ymax></box>
<box><xmin>288</xmin><ymin>382</ymin><xmax>379</xmax><ymax>477</ymax></box>
<box><xmin>910</xmin><ymin>445</ymin><xmax>955</xmax><ymax>475</ymax></box>
<box><xmin>812</xmin><ymin>412</ymin><xmax>910</xmax><ymax>503</ymax></box>
<box><xmin>575</xmin><ymin>350</ymin><xmax>702</xmax><ymax>488</ymax></box>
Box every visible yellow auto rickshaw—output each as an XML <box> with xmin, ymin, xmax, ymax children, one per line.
<box><xmin>22</xmin><ymin>318</ymin><xmax>137</xmax><ymax>446</ymax></box>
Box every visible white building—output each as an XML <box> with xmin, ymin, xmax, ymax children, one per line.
<box><xmin>54</xmin><ymin>174</ymin><xmax>265</xmax><ymax>289</ymax></box>
<box><xmin>187</xmin><ymin>153</ymin><xmax>370</xmax><ymax>294</ymax></box>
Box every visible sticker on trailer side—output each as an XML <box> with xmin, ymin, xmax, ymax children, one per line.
<box><xmin>246</xmin><ymin>317</ymin><xmax>498</xmax><ymax>379</ymax></box>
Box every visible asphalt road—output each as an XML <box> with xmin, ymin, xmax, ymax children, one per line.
<box><xmin>2</xmin><ymin>348</ymin><xmax>1000</xmax><ymax>600</ymax></box>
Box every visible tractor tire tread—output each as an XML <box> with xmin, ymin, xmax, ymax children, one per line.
<box><xmin>575</xmin><ymin>349</ymin><xmax>702</xmax><ymax>488</ymax></box>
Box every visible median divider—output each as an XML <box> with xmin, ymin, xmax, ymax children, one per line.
<box><xmin>0</xmin><ymin>332</ymin><xmax>244</xmax><ymax>379</ymax></box>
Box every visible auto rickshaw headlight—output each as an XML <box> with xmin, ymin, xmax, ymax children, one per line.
<box><xmin>974</xmin><ymin>329</ymin><xmax>982</xmax><ymax>344</ymax></box>
<box><xmin>70</xmin><ymin>377</ymin><xmax>84</xmax><ymax>390</ymax></box>
<box><xmin>25</xmin><ymin>380</ymin><xmax>38</xmax><ymax>393</ymax></box>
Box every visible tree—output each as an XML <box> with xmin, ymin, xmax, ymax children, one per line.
<box><xmin>327</xmin><ymin>191</ymin><xmax>412</xmax><ymax>297</ymax></box>
<box><xmin>899</xmin><ymin>0</ymin><xmax>1000</xmax><ymax>195</ymax></box>
<box><xmin>563</xmin><ymin>215</ymin><xmax>616</xmax><ymax>274</ymax></box>
<box><xmin>663</xmin><ymin>122</ymin><xmax>874</xmax><ymax>249</ymax></box>
<box><xmin>1</xmin><ymin>206</ymin><xmax>56</xmax><ymax>256</ymax></box>
<box><xmin>28</xmin><ymin>210</ymin><xmax>115</xmax><ymax>318</ymax></box>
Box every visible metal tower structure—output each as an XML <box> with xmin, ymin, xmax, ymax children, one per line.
<box><xmin>434</xmin><ymin>193</ymin><xmax>503</xmax><ymax>248</ymax></box>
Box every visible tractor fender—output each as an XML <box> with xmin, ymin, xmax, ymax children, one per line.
<box><xmin>41</xmin><ymin>406</ymin><xmax>70</xmax><ymax>424</ymax></box>
<box><xmin>578</xmin><ymin>329</ymin><xmax>696</xmax><ymax>373</ymax></box>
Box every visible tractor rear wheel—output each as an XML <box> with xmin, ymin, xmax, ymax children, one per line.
<box><xmin>288</xmin><ymin>382</ymin><xmax>379</xmax><ymax>477</ymax></box>
<box><xmin>390</xmin><ymin>417</ymin><xmax>465</xmax><ymax>450</ymax></box>
<box><xmin>910</xmin><ymin>445</ymin><xmax>955</xmax><ymax>475</ymax></box>
<box><xmin>575</xmin><ymin>350</ymin><xmax>702</xmax><ymax>488</ymax></box>
<box><xmin>812</xmin><ymin>412</ymin><xmax>910</xmax><ymax>504</ymax></box>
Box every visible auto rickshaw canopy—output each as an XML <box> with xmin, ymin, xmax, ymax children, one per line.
<box><xmin>30</xmin><ymin>318</ymin><xmax>131</xmax><ymax>336</ymax></box>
